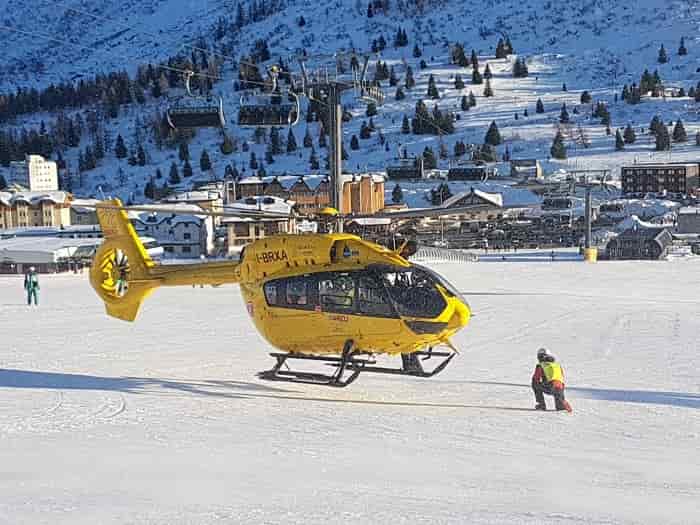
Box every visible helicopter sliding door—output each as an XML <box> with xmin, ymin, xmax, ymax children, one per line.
<box><xmin>261</xmin><ymin>270</ymin><xmax>404</xmax><ymax>353</ymax></box>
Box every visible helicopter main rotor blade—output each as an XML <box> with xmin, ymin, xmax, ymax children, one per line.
<box><xmin>70</xmin><ymin>203</ymin><xmax>291</xmax><ymax>220</ymax></box>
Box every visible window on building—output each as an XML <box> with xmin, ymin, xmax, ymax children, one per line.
<box><xmin>182</xmin><ymin>246</ymin><xmax>192</xmax><ymax>253</ymax></box>
<box><xmin>183</xmin><ymin>233</ymin><xmax>191</xmax><ymax>240</ymax></box>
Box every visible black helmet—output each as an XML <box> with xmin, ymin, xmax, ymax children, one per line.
<box><xmin>537</xmin><ymin>347</ymin><xmax>554</xmax><ymax>361</ymax></box>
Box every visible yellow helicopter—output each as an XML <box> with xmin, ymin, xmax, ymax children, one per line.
<box><xmin>90</xmin><ymin>199</ymin><xmax>473</xmax><ymax>387</ymax></box>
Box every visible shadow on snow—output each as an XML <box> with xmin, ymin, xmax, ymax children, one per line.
<box><xmin>463</xmin><ymin>380</ymin><xmax>700</xmax><ymax>409</ymax></box>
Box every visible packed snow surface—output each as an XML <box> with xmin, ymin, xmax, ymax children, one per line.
<box><xmin>1</xmin><ymin>259</ymin><xmax>699</xmax><ymax>524</ymax></box>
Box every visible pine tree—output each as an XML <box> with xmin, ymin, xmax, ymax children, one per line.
<box><xmin>461</xmin><ymin>95</ymin><xmax>469</xmax><ymax>111</ymax></box>
<box><xmin>536</xmin><ymin>98</ymin><xmax>545</xmax><ymax>113</ymax></box>
<box><xmin>505</xmin><ymin>37</ymin><xmax>514</xmax><ymax>55</ymax></box>
<box><xmin>220</xmin><ymin>134</ymin><xmax>235</xmax><ymax>155</ymax></box>
<box><xmin>413</xmin><ymin>44</ymin><xmax>422</xmax><ymax>58</ymax></box>
<box><xmin>366</xmin><ymin>101</ymin><xmax>378</xmax><ymax>116</ymax></box>
<box><xmin>513</xmin><ymin>57</ymin><xmax>529</xmax><ymax>78</ymax></box>
<box><xmin>265</xmin><ymin>143</ymin><xmax>274</xmax><ymax>164</ymax></box>
<box><xmin>392</xmin><ymin>184</ymin><xmax>404</xmax><ymax>203</ymax></box>
<box><xmin>169</xmin><ymin>161</ymin><xmax>181</xmax><ymax>184</ymax></box>
<box><xmin>615</xmin><ymin>129</ymin><xmax>624</xmax><ymax>151</ymax></box>
<box><xmin>656</xmin><ymin>124</ymin><xmax>671</xmax><ymax>151</ymax></box>
<box><xmin>155</xmin><ymin>168</ymin><xmax>163</xmax><ymax>180</ymax></box>
<box><xmin>360</xmin><ymin>121</ymin><xmax>371</xmax><ymax>139</ymax></box>
<box><xmin>471</xmin><ymin>49</ymin><xmax>479</xmax><ymax>69</ymax></box>
<box><xmin>286</xmin><ymin>128</ymin><xmax>298</xmax><ymax>153</ymax></box>
<box><xmin>559</xmin><ymin>103</ymin><xmax>570</xmax><ymax>124</ymax></box>
<box><xmin>401</xmin><ymin>115</ymin><xmax>411</xmax><ymax>134</ymax></box>
<box><xmin>550</xmin><ymin>132</ymin><xmax>567</xmax><ymax>159</ymax></box>
<box><xmin>696</xmin><ymin>131</ymin><xmax>700</xmax><ymax>146</ymax></box>
<box><xmin>658</xmin><ymin>44</ymin><xmax>668</xmax><ymax>64</ymax></box>
<box><xmin>114</xmin><ymin>134</ymin><xmax>127</xmax><ymax>158</ymax></box>
<box><xmin>562</xmin><ymin>83</ymin><xmax>568</xmax><ymax>92</ymax></box>
<box><xmin>454</xmin><ymin>74</ymin><xmax>465</xmax><ymax>90</ymax></box>
<box><xmin>495</xmin><ymin>38</ymin><xmax>507</xmax><ymax>59</ymax></box>
<box><xmin>367</xmin><ymin>2</ymin><xmax>373</xmax><ymax>17</ymax></box>
<box><xmin>650</xmin><ymin>115</ymin><xmax>662</xmax><ymax>136</ymax></box>
<box><xmin>144</xmin><ymin>178</ymin><xmax>155</xmax><ymax>199</ymax></box>
<box><xmin>249</xmin><ymin>151</ymin><xmax>258</xmax><ymax>170</ymax></box>
<box><xmin>623</xmin><ymin>124</ymin><xmax>636</xmax><ymax>144</ymax></box>
<box><xmin>673</xmin><ymin>119</ymin><xmax>687</xmax><ymax>142</ymax></box>
<box><xmin>469</xmin><ymin>91</ymin><xmax>477</xmax><ymax>107</ymax></box>
<box><xmin>303</xmin><ymin>128</ymin><xmax>313</xmax><ymax>148</ymax></box>
<box><xmin>422</xmin><ymin>146</ymin><xmax>437</xmax><ymax>169</ymax></box>
<box><xmin>483</xmin><ymin>78</ymin><xmax>494</xmax><ymax>97</ymax></box>
<box><xmin>137</xmin><ymin>145</ymin><xmax>146</xmax><ymax>166</ymax></box>
<box><xmin>270</xmin><ymin>127</ymin><xmax>282</xmax><ymax>154</ymax></box>
<box><xmin>395</xmin><ymin>87</ymin><xmax>406</xmax><ymax>100</ymax></box>
<box><xmin>679</xmin><ymin>37</ymin><xmax>688</xmax><ymax>56</ymax></box>
<box><xmin>178</xmin><ymin>142</ymin><xmax>190</xmax><ymax>162</ymax></box>
<box><xmin>405</xmin><ymin>66</ymin><xmax>416</xmax><ymax>89</ymax></box>
<box><xmin>484</xmin><ymin>120</ymin><xmax>502</xmax><ymax>146</ymax></box>
<box><xmin>309</xmin><ymin>147</ymin><xmax>319</xmax><ymax>170</ymax></box>
<box><xmin>0</xmin><ymin>173</ymin><xmax>6</xmax><ymax>189</ymax></box>
<box><xmin>200</xmin><ymin>149</ymin><xmax>212</xmax><ymax>171</ymax></box>
<box><xmin>183</xmin><ymin>159</ymin><xmax>193</xmax><ymax>177</ymax></box>
<box><xmin>472</xmin><ymin>66</ymin><xmax>483</xmax><ymax>85</ymax></box>
<box><xmin>484</xmin><ymin>63</ymin><xmax>492</xmax><ymax>80</ymax></box>
<box><xmin>427</xmin><ymin>74</ymin><xmax>440</xmax><ymax>99</ymax></box>
<box><xmin>580</xmin><ymin>91</ymin><xmax>592</xmax><ymax>104</ymax></box>
<box><xmin>389</xmin><ymin>67</ymin><xmax>398</xmax><ymax>86</ymax></box>
<box><xmin>350</xmin><ymin>134</ymin><xmax>360</xmax><ymax>150</ymax></box>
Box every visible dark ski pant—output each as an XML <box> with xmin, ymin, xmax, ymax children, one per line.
<box><xmin>27</xmin><ymin>289</ymin><xmax>38</xmax><ymax>306</ymax></box>
<box><xmin>532</xmin><ymin>380</ymin><xmax>566</xmax><ymax>410</ymax></box>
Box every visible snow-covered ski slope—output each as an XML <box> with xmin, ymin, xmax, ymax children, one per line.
<box><xmin>5</xmin><ymin>0</ymin><xmax>700</xmax><ymax>202</ymax></box>
<box><xmin>1</xmin><ymin>259</ymin><xmax>698</xmax><ymax>524</ymax></box>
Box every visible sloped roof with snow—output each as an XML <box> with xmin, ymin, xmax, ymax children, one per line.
<box><xmin>0</xmin><ymin>191</ymin><xmax>70</xmax><ymax>206</ymax></box>
<box><xmin>442</xmin><ymin>189</ymin><xmax>504</xmax><ymax>209</ymax></box>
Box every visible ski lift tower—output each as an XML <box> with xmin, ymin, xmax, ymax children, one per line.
<box><xmin>566</xmin><ymin>169</ymin><xmax>613</xmax><ymax>262</ymax></box>
<box><xmin>297</xmin><ymin>53</ymin><xmax>384</xmax><ymax>223</ymax></box>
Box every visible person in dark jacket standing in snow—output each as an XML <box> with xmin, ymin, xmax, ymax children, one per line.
<box><xmin>532</xmin><ymin>347</ymin><xmax>572</xmax><ymax>412</ymax></box>
<box><xmin>24</xmin><ymin>266</ymin><xmax>40</xmax><ymax>306</ymax></box>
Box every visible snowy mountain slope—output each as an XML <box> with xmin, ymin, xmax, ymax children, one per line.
<box><xmin>3</xmin><ymin>0</ymin><xmax>700</xmax><ymax>204</ymax></box>
<box><xmin>1</xmin><ymin>260</ymin><xmax>699</xmax><ymax>524</ymax></box>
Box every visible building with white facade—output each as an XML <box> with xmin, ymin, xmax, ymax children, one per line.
<box><xmin>0</xmin><ymin>190</ymin><xmax>72</xmax><ymax>229</ymax></box>
<box><xmin>130</xmin><ymin>204</ymin><xmax>214</xmax><ymax>258</ymax></box>
<box><xmin>8</xmin><ymin>155</ymin><xmax>59</xmax><ymax>191</ymax></box>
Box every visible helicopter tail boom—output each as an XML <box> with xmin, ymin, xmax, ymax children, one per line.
<box><xmin>90</xmin><ymin>199</ymin><xmax>240</xmax><ymax>322</ymax></box>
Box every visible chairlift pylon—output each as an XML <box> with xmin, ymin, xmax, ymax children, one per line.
<box><xmin>166</xmin><ymin>70</ymin><xmax>226</xmax><ymax>130</ymax></box>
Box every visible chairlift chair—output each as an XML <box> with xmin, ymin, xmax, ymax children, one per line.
<box><xmin>237</xmin><ymin>90</ymin><xmax>300</xmax><ymax>127</ymax></box>
<box><xmin>237</xmin><ymin>65</ymin><xmax>301</xmax><ymax>127</ymax></box>
<box><xmin>166</xmin><ymin>71</ymin><xmax>226</xmax><ymax>130</ymax></box>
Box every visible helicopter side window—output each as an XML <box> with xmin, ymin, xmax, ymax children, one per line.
<box><xmin>357</xmin><ymin>275</ymin><xmax>397</xmax><ymax>318</ymax></box>
<box><xmin>263</xmin><ymin>282</ymin><xmax>278</xmax><ymax>305</ymax></box>
<box><xmin>285</xmin><ymin>278</ymin><xmax>309</xmax><ymax>307</ymax></box>
<box><xmin>318</xmin><ymin>273</ymin><xmax>355</xmax><ymax>314</ymax></box>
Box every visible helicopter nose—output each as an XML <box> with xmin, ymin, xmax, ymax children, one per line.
<box><xmin>447</xmin><ymin>297</ymin><xmax>471</xmax><ymax>330</ymax></box>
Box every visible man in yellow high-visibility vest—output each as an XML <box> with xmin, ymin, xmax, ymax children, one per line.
<box><xmin>532</xmin><ymin>348</ymin><xmax>572</xmax><ymax>412</ymax></box>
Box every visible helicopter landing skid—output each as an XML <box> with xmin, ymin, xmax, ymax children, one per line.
<box><xmin>258</xmin><ymin>340</ymin><xmax>370</xmax><ymax>388</ymax></box>
<box><xmin>344</xmin><ymin>348</ymin><xmax>456</xmax><ymax>378</ymax></box>
<box><xmin>258</xmin><ymin>343</ymin><xmax>456</xmax><ymax>387</ymax></box>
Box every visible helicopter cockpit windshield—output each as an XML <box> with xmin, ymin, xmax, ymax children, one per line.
<box><xmin>375</xmin><ymin>265</ymin><xmax>448</xmax><ymax>319</ymax></box>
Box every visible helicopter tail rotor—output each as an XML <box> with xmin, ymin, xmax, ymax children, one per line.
<box><xmin>90</xmin><ymin>200</ymin><xmax>160</xmax><ymax>321</ymax></box>
<box><xmin>90</xmin><ymin>199</ymin><xmax>242</xmax><ymax>322</ymax></box>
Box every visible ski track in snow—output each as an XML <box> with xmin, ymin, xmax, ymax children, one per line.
<box><xmin>0</xmin><ymin>261</ymin><xmax>699</xmax><ymax>524</ymax></box>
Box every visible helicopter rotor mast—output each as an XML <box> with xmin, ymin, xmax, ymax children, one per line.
<box><xmin>297</xmin><ymin>53</ymin><xmax>381</xmax><ymax>227</ymax></box>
